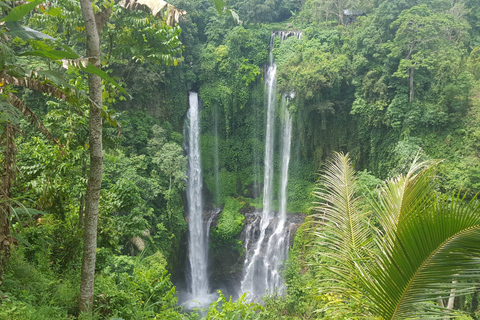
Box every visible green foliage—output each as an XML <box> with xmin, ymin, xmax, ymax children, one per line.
<box><xmin>108</xmin><ymin>5</ymin><xmax>184</xmax><ymax>66</ymax></box>
<box><xmin>312</xmin><ymin>152</ymin><xmax>480</xmax><ymax>319</ymax></box>
<box><xmin>356</xmin><ymin>169</ymin><xmax>381</xmax><ymax>190</ymax></box>
<box><xmin>94</xmin><ymin>252</ymin><xmax>182</xmax><ymax>319</ymax></box>
<box><xmin>286</xmin><ymin>178</ymin><xmax>315</xmax><ymax>213</ymax></box>
<box><xmin>0</xmin><ymin>256</ymin><xmax>78</xmax><ymax>319</ymax></box>
<box><xmin>199</xmin><ymin>26</ymin><xmax>268</xmax><ymax>135</ymax></box>
<box><xmin>5</xmin><ymin>0</ymin><xmax>480</xmax><ymax>318</ymax></box>
<box><xmin>277</xmin><ymin>37</ymin><xmax>354</xmax><ymax>104</ymax></box>
<box><xmin>232</xmin><ymin>0</ymin><xmax>299</xmax><ymax>26</ymax></box>
<box><xmin>1</xmin><ymin>0</ymin><xmax>44</xmax><ymax>22</ymax></box>
<box><xmin>205</xmin><ymin>291</ymin><xmax>263</xmax><ymax>319</ymax></box>
<box><xmin>17</xmin><ymin>214</ymin><xmax>82</xmax><ymax>273</ymax></box>
<box><xmin>212</xmin><ymin>197</ymin><xmax>245</xmax><ymax>243</ymax></box>
<box><xmin>468</xmin><ymin>47</ymin><xmax>480</xmax><ymax>80</ymax></box>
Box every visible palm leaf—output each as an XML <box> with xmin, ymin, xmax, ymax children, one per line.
<box><xmin>361</xmin><ymin>165</ymin><xmax>480</xmax><ymax>319</ymax></box>
<box><xmin>371</xmin><ymin>158</ymin><xmax>437</xmax><ymax>242</ymax></box>
<box><xmin>5</xmin><ymin>21</ymin><xmax>56</xmax><ymax>40</ymax></box>
<box><xmin>312</xmin><ymin>152</ymin><xmax>372</xmax><ymax>299</ymax></box>
<box><xmin>312</xmin><ymin>154</ymin><xmax>480</xmax><ymax>319</ymax></box>
<box><xmin>3</xmin><ymin>91</ymin><xmax>59</xmax><ymax>145</ymax></box>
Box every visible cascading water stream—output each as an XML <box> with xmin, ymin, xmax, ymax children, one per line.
<box><xmin>240</xmin><ymin>31</ymin><xmax>299</xmax><ymax>299</ymax></box>
<box><xmin>240</xmin><ymin>33</ymin><xmax>277</xmax><ymax>298</ymax></box>
<box><xmin>213</xmin><ymin>105</ymin><xmax>220</xmax><ymax>204</ymax></box>
<box><xmin>267</xmin><ymin>93</ymin><xmax>293</xmax><ymax>294</ymax></box>
<box><xmin>181</xmin><ymin>32</ymin><xmax>301</xmax><ymax>305</ymax></box>
<box><xmin>185</xmin><ymin>92</ymin><xmax>211</xmax><ymax>307</ymax></box>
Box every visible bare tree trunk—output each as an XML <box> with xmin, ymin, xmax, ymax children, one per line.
<box><xmin>338</xmin><ymin>0</ymin><xmax>344</xmax><ymax>26</ymax></box>
<box><xmin>0</xmin><ymin>123</ymin><xmax>15</xmax><ymax>279</ymax></box>
<box><xmin>443</xmin><ymin>280</ymin><xmax>458</xmax><ymax>320</ymax></box>
<box><xmin>78</xmin><ymin>157</ymin><xmax>87</xmax><ymax>230</ymax></box>
<box><xmin>78</xmin><ymin>0</ymin><xmax>103</xmax><ymax>313</ymax></box>
<box><xmin>78</xmin><ymin>194</ymin><xmax>85</xmax><ymax>230</ymax></box>
<box><xmin>447</xmin><ymin>281</ymin><xmax>457</xmax><ymax>309</ymax></box>
<box><xmin>409</xmin><ymin>67</ymin><xmax>414</xmax><ymax>102</ymax></box>
<box><xmin>438</xmin><ymin>297</ymin><xmax>445</xmax><ymax>308</ymax></box>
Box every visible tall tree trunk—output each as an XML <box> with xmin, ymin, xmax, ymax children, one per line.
<box><xmin>78</xmin><ymin>157</ymin><xmax>87</xmax><ymax>230</ymax></box>
<box><xmin>0</xmin><ymin>123</ymin><xmax>15</xmax><ymax>279</ymax></box>
<box><xmin>78</xmin><ymin>0</ymin><xmax>103</xmax><ymax>313</ymax></box>
<box><xmin>338</xmin><ymin>0</ymin><xmax>344</xmax><ymax>26</ymax></box>
<box><xmin>409</xmin><ymin>67</ymin><xmax>415</xmax><ymax>102</ymax></box>
<box><xmin>443</xmin><ymin>280</ymin><xmax>458</xmax><ymax>320</ymax></box>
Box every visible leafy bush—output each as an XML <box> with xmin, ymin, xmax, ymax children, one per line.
<box><xmin>286</xmin><ymin>178</ymin><xmax>315</xmax><ymax>213</ymax></box>
<box><xmin>1</xmin><ymin>257</ymin><xmax>78</xmax><ymax>319</ymax></box>
<box><xmin>212</xmin><ymin>197</ymin><xmax>245</xmax><ymax>243</ymax></box>
<box><xmin>94</xmin><ymin>252</ymin><xmax>182</xmax><ymax>319</ymax></box>
<box><xmin>205</xmin><ymin>291</ymin><xmax>263</xmax><ymax>319</ymax></box>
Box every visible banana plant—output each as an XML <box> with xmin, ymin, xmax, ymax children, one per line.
<box><xmin>313</xmin><ymin>152</ymin><xmax>480</xmax><ymax>319</ymax></box>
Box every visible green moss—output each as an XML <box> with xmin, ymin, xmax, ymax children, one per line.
<box><xmin>213</xmin><ymin>197</ymin><xmax>245</xmax><ymax>243</ymax></box>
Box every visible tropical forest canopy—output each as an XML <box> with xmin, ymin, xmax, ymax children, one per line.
<box><xmin>1</xmin><ymin>0</ymin><xmax>480</xmax><ymax>318</ymax></box>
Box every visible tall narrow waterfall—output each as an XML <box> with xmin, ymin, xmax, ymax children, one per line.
<box><xmin>280</xmin><ymin>93</ymin><xmax>294</xmax><ymax>221</ymax></box>
<box><xmin>213</xmin><ymin>105</ymin><xmax>220</xmax><ymax>204</ymax></box>
<box><xmin>240</xmin><ymin>31</ymin><xmax>299</xmax><ymax>299</ymax></box>
<box><xmin>240</xmin><ymin>33</ymin><xmax>277</xmax><ymax>297</ymax></box>
<box><xmin>186</xmin><ymin>92</ymin><xmax>209</xmax><ymax>303</ymax></box>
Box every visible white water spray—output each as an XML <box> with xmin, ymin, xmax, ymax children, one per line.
<box><xmin>240</xmin><ymin>32</ymin><xmax>299</xmax><ymax>299</ymax></box>
<box><xmin>213</xmin><ymin>105</ymin><xmax>220</xmax><ymax>204</ymax></box>
<box><xmin>185</xmin><ymin>92</ymin><xmax>211</xmax><ymax>306</ymax></box>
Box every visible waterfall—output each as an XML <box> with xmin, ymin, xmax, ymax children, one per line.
<box><xmin>185</xmin><ymin>92</ymin><xmax>210</xmax><ymax>305</ymax></box>
<box><xmin>240</xmin><ymin>32</ymin><xmax>298</xmax><ymax>298</ymax></box>
<box><xmin>280</xmin><ymin>93</ymin><xmax>294</xmax><ymax>220</ymax></box>
<box><xmin>271</xmin><ymin>93</ymin><xmax>293</xmax><ymax>293</ymax></box>
<box><xmin>213</xmin><ymin>105</ymin><xmax>220</xmax><ymax>205</ymax></box>
<box><xmin>240</xmin><ymin>33</ymin><xmax>277</xmax><ymax>298</ymax></box>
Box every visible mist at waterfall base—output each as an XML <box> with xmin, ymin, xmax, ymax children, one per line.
<box><xmin>177</xmin><ymin>32</ymin><xmax>302</xmax><ymax>310</ymax></box>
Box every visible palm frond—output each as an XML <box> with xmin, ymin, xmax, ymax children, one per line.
<box><xmin>312</xmin><ymin>152</ymin><xmax>372</xmax><ymax>297</ymax></box>
<box><xmin>362</xmin><ymin>164</ymin><xmax>480</xmax><ymax>319</ymax></box>
<box><xmin>371</xmin><ymin>157</ymin><xmax>437</xmax><ymax>240</ymax></box>
<box><xmin>3</xmin><ymin>92</ymin><xmax>60</xmax><ymax>146</ymax></box>
<box><xmin>312</xmin><ymin>154</ymin><xmax>480</xmax><ymax>319</ymax></box>
<box><xmin>0</xmin><ymin>71</ymin><xmax>71</xmax><ymax>100</ymax></box>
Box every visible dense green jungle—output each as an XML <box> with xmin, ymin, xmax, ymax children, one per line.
<box><xmin>2</xmin><ymin>0</ymin><xmax>480</xmax><ymax>318</ymax></box>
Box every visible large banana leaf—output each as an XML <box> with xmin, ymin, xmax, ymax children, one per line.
<box><xmin>119</xmin><ymin>0</ymin><xmax>186</xmax><ymax>26</ymax></box>
<box><xmin>2</xmin><ymin>0</ymin><xmax>56</xmax><ymax>40</ymax></box>
<box><xmin>1</xmin><ymin>0</ymin><xmax>44</xmax><ymax>22</ymax></box>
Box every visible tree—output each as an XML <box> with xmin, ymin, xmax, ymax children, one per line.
<box><xmin>313</xmin><ymin>152</ymin><xmax>480</xmax><ymax>319</ymax></box>
<box><xmin>299</xmin><ymin>0</ymin><xmax>360</xmax><ymax>26</ymax></box>
<box><xmin>77</xmin><ymin>0</ymin><xmax>104</xmax><ymax>313</ymax></box>
<box><xmin>229</xmin><ymin>0</ymin><xmax>290</xmax><ymax>26</ymax></box>
<box><xmin>1</xmin><ymin>0</ymin><xmax>184</xmax><ymax>311</ymax></box>
<box><xmin>388</xmin><ymin>4</ymin><xmax>469</xmax><ymax>102</ymax></box>
<box><xmin>76</xmin><ymin>0</ymin><xmax>185</xmax><ymax>313</ymax></box>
